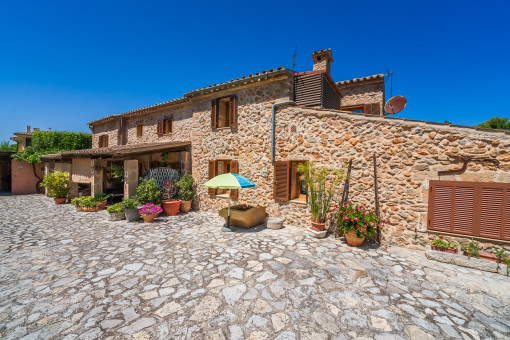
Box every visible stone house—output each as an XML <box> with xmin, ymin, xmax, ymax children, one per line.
<box><xmin>42</xmin><ymin>48</ymin><xmax>510</xmax><ymax>248</ymax></box>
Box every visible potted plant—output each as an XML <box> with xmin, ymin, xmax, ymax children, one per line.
<box><xmin>136</xmin><ymin>178</ymin><xmax>162</xmax><ymax>205</ymax></box>
<box><xmin>71</xmin><ymin>196</ymin><xmax>84</xmax><ymax>212</ymax></box>
<box><xmin>494</xmin><ymin>248</ymin><xmax>509</xmax><ymax>264</ymax></box>
<box><xmin>80</xmin><ymin>196</ymin><xmax>100</xmax><ymax>212</ymax></box>
<box><xmin>107</xmin><ymin>203</ymin><xmax>126</xmax><ymax>221</ymax></box>
<box><xmin>138</xmin><ymin>203</ymin><xmax>163</xmax><ymax>223</ymax></box>
<box><xmin>298</xmin><ymin>161</ymin><xmax>346</xmax><ymax>231</ymax></box>
<box><xmin>176</xmin><ymin>174</ymin><xmax>196</xmax><ymax>213</ymax></box>
<box><xmin>122</xmin><ymin>197</ymin><xmax>140</xmax><ymax>222</ymax></box>
<box><xmin>41</xmin><ymin>171</ymin><xmax>71</xmax><ymax>204</ymax></box>
<box><xmin>332</xmin><ymin>202</ymin><xmax>384</xmax><ymax>247</ymax></box>
<box><xmin>93</xmin><ymin>193</ymin><xmax>111</xmax><ymax>210</ymax></box>
<box><xmin>162</xmin><ymin>180</ymin><xmax>181</xmax><ymax>216</ymax></box>
<box><xmin>430</xmin><ymin>238</ymin><xmax>458</xmax><ymax>254</ymax></box>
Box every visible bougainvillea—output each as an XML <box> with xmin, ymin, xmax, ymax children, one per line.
<box><xmin>332</xmin><ymin>202</ymin><xmax>385</xmax><ymax>239</ymax></box>
<box><xmin>138</xmin><ymin>203</ymin><xmax>163</xmax><ymax>215</ymax></box>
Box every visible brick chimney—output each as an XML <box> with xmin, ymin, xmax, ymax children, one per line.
<box><xmin>26</xmin><ymin>125</ymin><xmax>31</xmax><ymax>133</ymax></box>
<box><xmin>312</xmin><ymin>49</ymin><xmax>333</xmax><ymax>74</ymax></box>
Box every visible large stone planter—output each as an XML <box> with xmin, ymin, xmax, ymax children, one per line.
<box><xmin>108</xmin><ymin>212</ymin><xmax>126</xmax><ymax>221</ymax></box>
<box><xmin>125</xmin><ymin>209</ymin><xmax>140</xmax><ymax>222</ymax></box>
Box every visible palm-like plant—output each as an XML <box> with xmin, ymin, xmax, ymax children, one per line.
<box><xmin>298</xmin><ymin>161</ymin><xmax>346</xmax><ymax>224</ymax></box>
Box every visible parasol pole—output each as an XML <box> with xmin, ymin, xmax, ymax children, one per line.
<box><xmin>227</xmin><ymin>189</ymin><xmax>231</xmax><ymax>229</ymax></box>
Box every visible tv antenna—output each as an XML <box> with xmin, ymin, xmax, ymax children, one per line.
<box><xmin>385</xmin><ymin>67</ymin><xmax>394</xmax><ymax>97</ymax></box>
<box><xmin>284</xmin><ymin>45</ymin><xmax>304</xmax><ymax>71</ymax></box>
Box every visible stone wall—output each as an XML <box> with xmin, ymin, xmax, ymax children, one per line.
<box><xmin>124</xmin><ymin>105</ymin><xmax>193</xmax><ymax>145</ymax></box>
<box><xmin>92</xmin><ymin>120</ymin><xmax>119</xmax><ymax>148</ymax></box>
<box><xmin>339</xmin><ymin>80</ymin><xmax>384</xmax><ymax>115</ymax></box>
<box><xmin>196</xmin><ymin>103</ymin><xmax>510</xmax><ymax>248</ymax></box>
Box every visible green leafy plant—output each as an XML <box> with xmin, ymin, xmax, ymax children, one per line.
<box><xmin>111</xmin><ymin>164</ymin><xmax>124</xmax><ymax>182</ymax></box>
<box><xmin>176</xmin><ymin>174</ymin><xmax>196</xmax><ymax>201</ymax></box>
<box><xmin>332</xmin><ymin>202</ymin><xmax>384</xmax><ymax>239</ymax></box>
<box><xmin>71</xmin><ymin>197</ymin><xmax>85</xmax><ymax>206</ymax></box>
<box><xmin>298</xmin><ymin>161</ymin><xmax>346</xmax><ymax>223</ymax></box>
<box><xmin>476</xmin><ymin>116</ymin><xmax>510</xmax><ymax>130</ymax></box>
<box><xmin>93</xmin><ymin>193</ymin><xmax>111</xmax><ymax>202</ymax></box>
<box><xmin>431</xmin><ymin>238</ymin><xmax>448</xmax><ymax>248</ymax></box>
<box><xmin>460</xmin><ymin>238</ymin><xmax>481</xmax><ymax>258</ymax></box>
<box><xmin>121</xmin><ymin>197</ymin><xmax>139</xmax><ymax>210</ymax></box>
<box><xmin>12</xmin><ymin>131</ymin><xmax>91</xmax><ymax>164</ymax></box>
<box><xmin>447</xmin><ymin>242</ymin><xmax>459</xmax><ymax>250</ymax></box>
<box><xmin>136</xmin><ymin>178</ymin><xmax>161</xmax><ymax>205</ymax></box>
<box><xmin>0</xmin><ymin>141</ymin><xmax>16</xmax><ymax>152</ymax></box>
<box><xmin>494</xmin><ymin>248</ymin><xmax>509</xmax><ymax>264</ymax></box>
<box><xmin>80</xmin><ymin>196</ymin><xmax>100</xmax><ymax>208</ymax></box>
<box><xmin>41</xmin><ymin>171</ymin><xmax>70</xmax><ymax>198</ymax></box>
<box><xmin>107</xmin><ymin>203</ymin><xmax>123</xmax><ymax>214</ymax></box>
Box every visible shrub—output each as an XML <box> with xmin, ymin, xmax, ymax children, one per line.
<box><xmin>138</xmin><ymin>203</ymin><xmax>163</xmax><ymax>215</ymax></box>
<box><xmin>41</xmin><ymin>171</ymin><xmax>70</xmax><ymax>198</ymax></box>
<box><xmin>80</xmin><ymin>196</ymin><xmax>100</xmax><ymax>208</ymax></box>
<box><xmin>107</xmin><ymin>203</ymin><xmax>123</xmax><ymax>214</ymax></box>
<box><xmin>121</xmin><ymin>197</ymin><xmax>139</xmax><ymax>210</ymax></box>
<box><xmin>176</xmin><ymin>174</ymin><xmax>196</xmax><ymax>201</ymax></box>
<box><xmin>332</xmin><ymin>202</ymin><xmax>384</xmax><ymax>239</ymax></box>
<box><xmin>136</xmin><ymin>178</ymin><xmax>161</xmax><ymax>205</ymax></box>
<box><xmin>71</xmin><ymin>197</ymin><xmax>85</xmax><ymax>206</ymax></box>
<box><xmin>93</xmin><ymin>193</ymin><xmax>111</xmax><ymax>202</ymax></box>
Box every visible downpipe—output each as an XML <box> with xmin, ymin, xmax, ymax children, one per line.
<box><xmin>271</xmin><ymin>101</ymin><xmax>295</xmax><ymax>164</ymax></box>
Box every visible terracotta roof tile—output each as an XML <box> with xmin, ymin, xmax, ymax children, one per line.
<box><xmin>336</xmin><ymin>74</ymin><xmax>385</xmax><ymax>86</ymax></box>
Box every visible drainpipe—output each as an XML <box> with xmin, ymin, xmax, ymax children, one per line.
<box><xmin>271</xmin><ymin>101</ymin><xmax>296</xmax><ymax>164</ymax></box>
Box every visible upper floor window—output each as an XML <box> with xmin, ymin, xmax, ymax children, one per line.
<box><xmin>98</xmin><ymin>135</ymin><xmax>109</xmax><ymax>148</ymax></box>
<box><xmin>342</xmin><ymin>103</ymin><xmax>380</xmax><ymax>115</ymax></box>
<box><xmin>211</xmin><ymin>95</ymin><xmax>237</xmax><ymax>129</ymax></box>
<box><xmin>157</xmin><ymin>118</ymin><xmax>172</xmax><ymax>136</ymax></box>
<box><xmin>25</xmin><ymin>137</ymin><xmax>32</xmax><ymax>147</ymax></box>
<box><xmin>137</xmin><ymin>122</ymin><xmax>143</xmax><ymax>138</ymax></box>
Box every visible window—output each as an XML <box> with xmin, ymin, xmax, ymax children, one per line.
<box><xmin>274</xmin><ymin>160</ymin><xmax>307</xmax><ymax>202</ymax></box>
<box><xmin>137</xmin><ymin>122</ymin><xmax>143</xmax><ymax>138</ymax></box>
<box><xmin>211</xmin><ymin>95</ymin><xmax>237</xmax><ymax>129</ymax></box>
<box><xmin>98</xmin><ymin>135</ymin><xmax>109</xmax><ymax>148</ymax></box>
<box><xmin>208</xmin><ymin>159</ymin><xmax>239</xmax><ymax>198</ymax></box>
<box><xmin>25</xmin><ymin>137</ymin><xmax>32</xmax><ymax>147</ymax></box>
<box><xmin>341</xmin><ymin>103</ymin><xmax>381</xmax><ymax>115</ymax></box>
<box><xmin>157</xmin><ymin>118</ymin><xmax>172</xmax><ymax>136</ymax></box>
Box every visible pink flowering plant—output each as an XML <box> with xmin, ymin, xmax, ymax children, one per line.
<box><xmin>138</xmin><ymin>203</ymin><xmax>163</xmax><ymax>215</ymax></box>
<box><xmin>332</xmin><ymin>202</ymin><xmax>385</xmax><ymax>238</ymax></box>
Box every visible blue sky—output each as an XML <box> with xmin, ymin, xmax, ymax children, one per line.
<box><xmin>1</xmin><ymin>0</ymin><xmax>509</xmax><ymax>142</ymax></box>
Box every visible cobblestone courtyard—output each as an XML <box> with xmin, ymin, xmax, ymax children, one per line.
<box><xmin>1</xmin><ymin>195</ymin><xmax>509</xmax><ymax>340</ymax></box>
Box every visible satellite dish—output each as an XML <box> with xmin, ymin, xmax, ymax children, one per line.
<box><xmin>385</xmin><ymin>95</ymin><xmax>407</xmax><ymax>115</ymax></box>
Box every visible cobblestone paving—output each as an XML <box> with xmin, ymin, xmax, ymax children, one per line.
<box><xmin>1</xmin><ymin>195</ymin><xmax>509</xmax><ymax>340</ymax></box>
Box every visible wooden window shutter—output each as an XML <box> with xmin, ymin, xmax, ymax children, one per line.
<box><xmin>137</xmin><ymin>123</ymin><xmax>143</xmax><ymax>138</ymax></box>
<box><xmin>274</xmin><ymin>161</ymin><xmax>290</xmax><ymax>201</ymax></box>
<box><xmin>229</xmin><ymin>95</ymin><xmax>237</xmax><ymax>127</ymax></box>
<box><xmin>104</xmin><ymin>135</ymin><xmax>108</xmax><ymax>147</ymax></box>
<box><xmin>208</xmin><ymin>160</ymin><xmax>216</xmax><ymax>196</ymax></box>
<box><xmin>230</xmin><ymin>160</ymin><xmax>239</xmax><ymax>199</ymax></box>
<box><xmin>168</xmin><ymin>118</ymin><xmax>173</xmax><ymax>134</ymax></box>
<box><xmin>428</xmin><ymin>180</ymin><xmax>510</xmax><ymax>241</ymax></box>
<box><xmin>211</xmin><ymin>99</ymin><xmax>217</xmax><ymax>129</ymax></box>
<box><xmin>157</xmin><ymin>120</ymin><xmax>164</xmax><ymax>135</ymax></box>
<box><xmin>364</xmin><ymin>103</ymin><xmax>380</xmax><ymax>115</ymax></box>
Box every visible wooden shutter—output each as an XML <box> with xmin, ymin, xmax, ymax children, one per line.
<box><xmin>428</xmin><ymin>180</ymin><xmax>510</xmax><ymax>241</ymax></box>
<box><xmin>364</xmin><ymin>103</ymin><xmax>380</xmax><ymax>115</ymax></box>
<box><xmin>229</xmin><ymin>95</ymin><xmax>237</xmax><ymax>127</ymax></box>
<box><xmin>168</xmin><ymin>118</ymin><xmax>173</xmax><ymax>134</ymax></box>
<box><xmin>208</xmin><ymin>160</ymin><xmax>216</xmax><ymax>196</ymax></box>
<box><xmin>137</xmin><ymin>123</ymin><xmax>143</xmax><ymax>138</ymax></box>
<box><xmin>230</xmin><ymin>160</ymin><xmax>239</xmax><ymax>199</ymax></box>
<box><xmin>99</xmin><ymin>135</ymin><xmax>109</xmax><ymax>148</ymax></box>
<box><xmin>157</xmin><ymin>121</ymin><xmax>164</xmax><ymax>135</ymax></box>
<box><xmin>274</xmin><ymin>161</ymin><xmax>290</xmax><ymax>201</ymax></box>
<box><xmin>211</xmin><ymin>99</ymin><xmax>217</xmax><ymax>129</ymax></box>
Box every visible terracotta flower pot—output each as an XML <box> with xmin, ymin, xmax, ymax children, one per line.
<box><xmin>180</xmin><ymin>200</ymin><xmax>192</xmax><ymax>213</ymax></box>
<box><xmin>82</xmin><ymin>206</ymin><xmax>99</xmax><ymax>212</ymax></box>
<box><xmin>162</xmin><ymin>200</ymin><xmax>181</xmax><ymax>216</ymax></box>
<box><xmin>108</xmin><ymin>212</ymin><xmax>126</xmax><ymax>221</ymax></box>
<box><xmin>54</xmin><ymin>198</ymin><xmax>67</xmax><ymax>205</ymax></box>
<box><xmin>463</xmin><ymin>250</ymin><xmax>498</xmax><ymax>262</ymax></box>
<box><xmin>432</xmin><ymin>245</ymin><xmax>458</xmax><ymax>254</ymax></box>
<box><xmin>141</xmin><ymin>213</ymin><xmax>158</xmax><ymax>223</ymax></box>
<box><xmin>311</xmin><ymin>221</ymin><xmax>326</xmax><ymax>231</ymax></box>
<box><xmin>345</xmin><ymin>230</ymin><xmax>365</xmax><ymax>247</ymax></box>
<box><xmin>125</xmin><ymin>209</ymin><xmax>140</xmax><ymax>222</ymax></box>
<box><xmin>98</xmin><ymin>200</ymin><xmax>107</xmax><ymax>210</ymax></box>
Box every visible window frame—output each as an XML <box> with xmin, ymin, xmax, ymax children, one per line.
<box><xmin>208</xmin><ymin>159</ymin><xmax>239</xmax><ymax>198</ymax></box>
<box><xmin>211</xmin><ymin>94</ymin><xmax>237</xmax><ymax>129</ymax></box>
<box><xmin>136</xmin><ymin>122</ymin><xmax>143</xmax><ymax>138</ymax></box>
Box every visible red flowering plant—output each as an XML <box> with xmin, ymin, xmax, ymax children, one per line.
<box><xmin>331</xmin><ymin>202</ymin><xmax>385</xmax><ymax>239</ymax></box>
<box><xmin>138</xmin><ymin>203</ymin><xmax>163</xmax><ymax>216</ymax></box>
